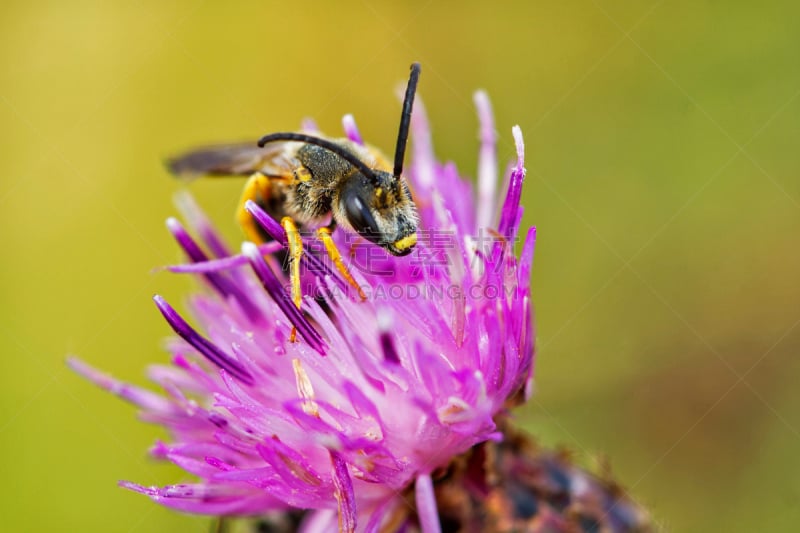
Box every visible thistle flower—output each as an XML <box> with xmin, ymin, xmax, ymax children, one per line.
<box><xmin>70</xmin><ymin>92</ymin><xmax>647</xmax><ymax>532</ymax></box>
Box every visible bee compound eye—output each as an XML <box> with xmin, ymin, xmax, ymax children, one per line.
<box><xmin>342</xmin><ymin>192</ymin><xmax>381</xmax><ymax>244</ymax></box>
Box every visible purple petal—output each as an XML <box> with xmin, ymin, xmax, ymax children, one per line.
<box><xmin>474</xmin><ymin>91</ymin><xmax>497</xmax><ymax>232</ymax></box>
<box><xmin>256</xmin><ymin>438</ymin><xmax>324</xmax><ymax>488</ymax></box>
<box><xmin>166</xmin><ymin>242</ymin><xmax>282</xmax><ymax>274</ymax></box>
<box><xmin>67</xmin><ymin>357</ymin><xmax>173</xmax><ymax>412</ymax></box>
<box><xmin>174</xmin><ymin>191</ymin><xmax>232</xmax><ymax>259</ymax></box>
<box><xmin>377</xmin><ymin>309</ymin><xmax>401</xmax><ymax>364</ymax></box>
<box><xmin>153</xmin><ymin>295</ymin><xmax>254</xmax><ymax>385</ymax></box>
<box><xmin>497</xmin><ymin>126</ymin><xmax>526</xmax><ymax>240</ymax></box>
<box><xmin>342</xmin><ymin>114</ymin><xmax>363</xmax><ymax>145</ymax></box>
<box><xmin>410</xmin><ymin>98</ymin><xmax>435</xmax><ymax>189</ymax></box>
<box><xmin>301</xmin><ymin>117</ymin><xmax>319</xmax><ymax>132</ymax></box>
<box><xmin>119</xmin><ymin>480</ymin><xmax>281</xmax><ymax>515</ymax></box>
<box><xmin>364</xmin><ymin>497</ymin><xmax>398</xmax><ymax>533</ymax></box>
<box><xmin>300</xmin><ymin>509</ymin><xmax>338</xmax><ymax>533</ymax></box>
<box><xmin>331</xmin><ymin>452</ymin><xmax>356</xmax><ymax>533</ymax></box>
<box><xmin>415</xmin><ymin>473</ymin><xmax>441</xmax><ymax>533</ymax></box>
<box><xmin>518</xmin><ymin>226</ymin><xmax>536</xmax><ymax>291</ymax></box>
<box><xmin>241</xmin><ymin>242</ymin><xmax>326</xmax><ymax>355</ymax></box>
<box><xmin>166</xmin><ymin>217</ymin><xmax>262</xmax><ymax>322</ymax></box>
<box><xmin>342</xmin><ymin>381</ymin><xmax>383</xmax><ymax>423</ymax></box>
<box><xmin>244</xmin><ymin>201</ymin><xmax>287</xmax><ymax>245</ymax></box>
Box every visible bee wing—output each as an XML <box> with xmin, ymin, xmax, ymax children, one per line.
<box><xmin>166</xmin><ymin>142</ymin><xmax>291</xmax><ymax>179</ymax></box>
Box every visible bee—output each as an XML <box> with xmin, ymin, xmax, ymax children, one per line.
<box><xmin>167</xmin><ymin>63</ymin><xmax>421</xmax><ymax>259</ymax></box>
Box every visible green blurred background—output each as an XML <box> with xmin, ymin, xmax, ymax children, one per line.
<box><xmin>1</xmin><ymin>1</ymin><xmax>798</xmax><ymax>531</ymax></box>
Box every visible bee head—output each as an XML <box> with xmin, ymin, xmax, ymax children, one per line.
<box><xmin>339</xmin><ymin>171</ymin><xmax>418</xmax><ymax>256</ymax></box>
<box><xmin>258</xmin><ymin>63</ymin><xmax>423</xmax><ymax>257</ymax></box>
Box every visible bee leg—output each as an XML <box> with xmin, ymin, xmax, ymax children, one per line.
<box><xmin>317</xmin><ymin>225</ymin><xmax>367</xmax><ymax>301</ymax></box>
<box><xmin>236</xmin><ymin>172</ymin><xmax>272</xmax><ymax>243</ymax></box>
<box><xmin>281</xmin><ymin>217</ymin><xmax>304</xmax><ymax>342</ymax></box>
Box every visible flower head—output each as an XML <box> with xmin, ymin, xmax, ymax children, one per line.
<box><xmin>70</xmin><ymin>91</ymin><xmax>536</xmax><ymax>531</ymax></box>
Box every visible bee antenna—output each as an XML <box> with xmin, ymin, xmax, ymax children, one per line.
<box><xmin>393</xmin><ymin>62</ymin><xmax>421</xmax><ymax>180</ymax></box>
<box><xmin>257</xmin><ymin>132</ymin><xmax>381</xmax><ymax>185</ymax></box>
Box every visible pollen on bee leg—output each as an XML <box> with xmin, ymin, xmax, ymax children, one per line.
<box><xmin>317</xmin><ymin>227</ymin><xmax>367</xmax><ymax>301</ymax></box>
<box><xmin>241</xmin><ymin>242</ymin><xmax>326</xmax><ymax>355</ymax></box>
<box><xmin>281</xmin><ymin>217</ymin><xmax>304</xmax><ymax>342</ymax></box>
<box><xmin>292</xmin><ymin>358</ymin><xmax>319</xmax><ymax>417</ymax></box>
